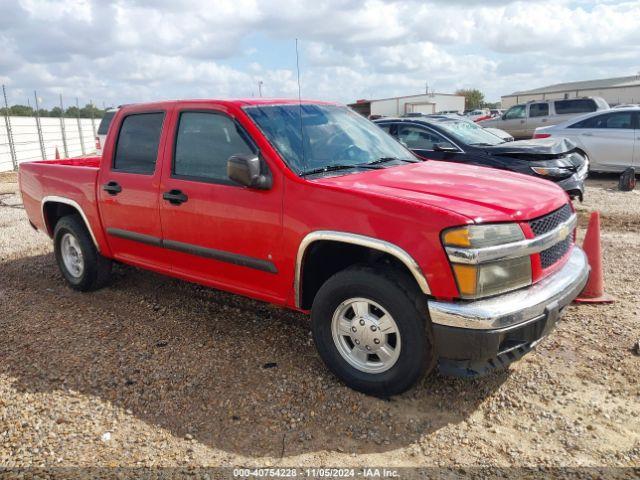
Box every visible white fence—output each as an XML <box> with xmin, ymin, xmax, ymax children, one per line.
<box><xmin>0</xmin><ymin>116</ymin><xmax>99</xmax><ymax>172</ymax></box>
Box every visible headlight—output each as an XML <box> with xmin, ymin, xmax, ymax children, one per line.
<box><xmin>443</xmin><ymin>224</ymin><xmax>532</xmax><ymax>299</ymax></box>
<box><xmin>531</xmin><ymin>166</ymin><xmax>572</xmax><ymax>178</ymax></box>
<box><xmin>443</xmin><ymin>223</ymin><xmax>525</xmax><ymax>248</ymax></box>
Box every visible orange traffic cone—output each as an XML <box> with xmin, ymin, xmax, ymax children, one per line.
<box><xmin>55</xmin><ymin>146</ymin><xmax>60</xmax><ymax>159</ymax></box>
<box><xmin>574</xmin><ymin>211</ymin><xmax>613</xmax><ymax>303</ymax></box>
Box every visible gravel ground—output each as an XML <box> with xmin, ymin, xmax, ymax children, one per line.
<box><xmin>0</xmin><ymin>171</ymin><xmax>638</xmax><ymax>472</ymax></box>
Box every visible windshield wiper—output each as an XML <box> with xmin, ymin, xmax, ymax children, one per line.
<box><xmin>369</xmin><ymin>156</ymin><xmax>420</xmax><ymax>165</ymax></box>
<box><xmin>301</xmin><ymin>157</ymin><xmax>418</xmax><ymax>176</ymax></box>
<box><xmin>301</xmin><ymin>164</ymin><xmax>364</xmax><ymax>176</ymax></box>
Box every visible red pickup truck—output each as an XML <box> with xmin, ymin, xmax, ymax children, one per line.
<box><xmin>19</xmin><ymin>99</ymin><xmax>589</xmax><ymax>396</ymax></box>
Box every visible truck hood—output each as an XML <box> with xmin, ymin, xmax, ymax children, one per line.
<box><xmin>481</xmin><ymin>137</ymin><xmax>577</xmax><ymax>160</ymax></box>
<box><xmin>314</xmin><ymin>161</ymin><xmax>568</xmax><ymax>223</ymax></box>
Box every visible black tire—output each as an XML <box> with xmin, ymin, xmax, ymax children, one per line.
<box><xmin>311</xmin><ymin>265</ymin><xmax>435</xmax><ymax>397</ymax></box>
<box><xmin>53</xmin><ymin>214</ymin><xmax>112</xmax><ymax>291</ymax></box>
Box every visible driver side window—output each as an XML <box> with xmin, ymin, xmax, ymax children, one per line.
<box><xmin>396</xmin><ymin>125</ymin><xmax>445</xmax><ymax>150</ymax></box>
<box><xmin>173</xmin><ymin>111</ymin><xmax>255</xmax><ymax>184</ymax></box>
<box><xmin>504</xmin><ymin>105</ymin><xmax>526</xmax><ymax>120</ymax></box>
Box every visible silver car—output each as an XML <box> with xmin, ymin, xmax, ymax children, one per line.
<box><xmin>479</xmin><ymin>97</ymin><xmax>609</xmax><ymax>139</ymax></box>
<box><xmin>533</xmin><ymin>108</ymin><xmax>639</xmax><ymax>173</ymax></box>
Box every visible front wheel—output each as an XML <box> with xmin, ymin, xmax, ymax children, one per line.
<box><xmin>311</xmin><ymin>265</ymin><xmax>435</xmax><ymax>396</ymax></box>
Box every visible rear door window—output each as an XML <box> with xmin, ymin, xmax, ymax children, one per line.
<box><xmin>529</xmin><ymin>103</ymin><xmax>549</xmax><ymax>118</ymax></box>
<box><xmin>569</xmin><ymin>112</ymin><xmax>634</xmax><ymax>129</ymax></box>
<box><xmin>554</xmin><ymin>99</ymin><xmax>597</xmax><ymax>115</ymax></box>
<box><xmin>396</xmin><ymin>125</ymin><xmax>446</xmax><ymax>150</ymax></box>
<box><xmin>113</xmin><ymin>112</ymin><xmax>165</xmax><ymax>174</ymax></box>
<box><xmin>376</xmin><ymin>123</ymin><xmax>394</xmax><ymax>134</ymax></box>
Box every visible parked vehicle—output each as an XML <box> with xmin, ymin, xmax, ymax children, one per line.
<box><xmin>613</xmin><ymin>104</ymin><xmax>640</xmax><ymax>109</ymax></box>
<box><xmin>465</xmin><ymin>109</ymin><xmax>490</xmax><ymax>121</ymax></box>
<box><xmin>479</xmin><ymin>97</ymin><xmax>609</xmax><ymax>139</ymax></box>
<box><xmin>534</xmin><ymin>107</ymin><xmax>639</xmax><ymax>173</ymax></box>
<box><xmin>95</xmin><ymin>108</ymin><xmax>118</xmax><ymax>156</ymax></box>
<box><xmin>375</xmin><ymin>116</ymin><xmax>587</xmax><ymax>200</ymax></box>
<box><xmin>19</xmin><ymin>99</ymin><xmax>589</xmax><ymax>396</ymax></box>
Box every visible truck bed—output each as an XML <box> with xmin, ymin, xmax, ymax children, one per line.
<box><xmin>18</xmin><ymin>156</ymin><xmax>106</xmax><ymax>249</ymax></box>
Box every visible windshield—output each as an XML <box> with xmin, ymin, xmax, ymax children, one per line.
<box><xmin>438</xmin><ymin>120</ymin><xmax>505</xmax><ymax>146</ymax></box>
<box><xmin>244</xmin><ymin>104</ymin><xmax>415</xmax><ymax>174</ymax></box>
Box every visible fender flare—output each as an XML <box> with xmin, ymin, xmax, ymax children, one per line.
<box><xmin>41</xmin><ymin>196</ymin><xmax>101</xmax><ymax>252</ymax></box>
<box><xmin>294</xmin><ymin>230</ymin><xmax>431</xmax><ymax>309</ymax></box>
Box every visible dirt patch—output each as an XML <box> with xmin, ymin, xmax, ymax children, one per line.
<box><xmin>0</xmin><ymin>175</ymin><xmax>638</xmax><ymax>469</ymax></box>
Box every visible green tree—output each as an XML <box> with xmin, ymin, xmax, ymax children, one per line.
<box><xmin>50</xmin><ymin>106</ymin><xmax>63</xmax><ymax>117</ymax></box>
<box><xmin>79</xmin><ymin>103</ymin><xmax>104</xmax><ymax>118</ymax></box>
<box><xmin>65</xmin><ymin>106</ymin><xmax>81</xmax><ymax>117</ymax></box>
<box><xmin>8</xmin><ymin>104</ymin><xmax>34</xmax><ymax>116</ymax></box>
<box><xmin>455</xmin><ymin>89</ymin><xmax>485</xmax><ymax>110</ymax></box>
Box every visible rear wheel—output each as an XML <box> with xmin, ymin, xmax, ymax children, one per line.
<box><xmin>54</xmin><ymin>215</ymin><xmax>112</xmax><ymax>291</ymax></box>
<box><xmin>311</xmin><ymin>265</ymin><xmax>435</xmax><ymax>396</ymax></box>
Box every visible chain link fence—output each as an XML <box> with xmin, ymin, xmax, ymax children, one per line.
<box><xmin>1</xmin><ymin>85</ymin><xmax>101</xmax><ymax>172</ymax></box>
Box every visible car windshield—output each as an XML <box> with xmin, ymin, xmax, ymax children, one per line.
<box><xmin>244</xmin><ymin>104</ymin><xmax>415</xmax><ymax>175</ymax></box>
<box><xmin>438</xmin><ymin>120</ymin><xmax>505</xmax><ymax>146</ymax></box>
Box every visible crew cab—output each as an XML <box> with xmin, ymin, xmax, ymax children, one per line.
<box><xmin>19</xmin><ymin>99</ymin><xmax>589</xmax><ymax>396</ymax></box>
<box><xmin>479</xmin><ymin>97</ymin><xmax>609</xmax><ymax>139</ymax></box>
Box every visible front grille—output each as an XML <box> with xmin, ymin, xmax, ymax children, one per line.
<box><xmin>529</xmin><ymin>203</ymin><xmax>572</xmax><ymax>236</ymax></box>
<box><xmin>539</xmin><ymin>235</ymin><xmax>571</xmax><ymax>269</ymax></box>
<box><xmin>529</xmin><ymin>203</ymin><xmax>573</xmax><ymax>269</ymax></box>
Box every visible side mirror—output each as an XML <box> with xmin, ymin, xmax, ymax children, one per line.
<box><xmin>433</xmin><ymin>142</ymin><xmax>457</xmax><ymax>153</ymax></box>
<box><xmin>227</xmin><ymin>154</ymin><xmax>272</xmax><ymax>190</ymax></box>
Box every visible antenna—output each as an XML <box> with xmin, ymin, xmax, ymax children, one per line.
<box><xmin>295</xmin><ymin>38</ymin><xmax>306</xmax><ymax>173</ymax></box>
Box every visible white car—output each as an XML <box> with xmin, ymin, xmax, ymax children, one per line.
<box><xmin>465</xmin><ymin>109</ymin><xmax>490</xmax><ymax>121</ymax></box>
<box><xmin>95</xmin><ymin>108</ymin><xmax>118</xmax><ymax>156</ymax></box>
<box><xmin>534</xmin><ymin>108</ymin><xmax>639</xmax><ymax>173</ymax></box>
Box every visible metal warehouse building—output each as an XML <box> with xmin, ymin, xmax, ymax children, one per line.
<box><xmin>502</xmin><ymin>75</ymin><xmax>640</xmax><ymax>108</ymax></box>
<box><xmin>349</xmin><ymin>93</ymin><xmax>465</xmax><ymax>117</ymax></box>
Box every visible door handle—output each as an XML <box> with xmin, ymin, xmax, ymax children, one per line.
<box><xmin>163</xmin><ymin>189</ymin><xmax>188</xmax><ymax>205</ymax></box>
<box><xmin>542</xmin><ymin>119</ymin><xmax>548</xmax><ymax>122</ymax></box>
<box><xmin>520</xmin><ymin>120</ymin><xmax>525</xmax><ymax>124</ymax></box>
<box><xmin>581</xmin><ymin>132</ymin><xmax>594</xmax><ymax>137</ymax></box>
<box><xmin>103</xmin><ymin>181</ymin><xmax>122</xmax><ymax>195</ymax></box>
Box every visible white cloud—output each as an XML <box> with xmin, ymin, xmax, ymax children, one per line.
<box><xmin>1</xmin><ymin>0</ymin><xmax>640</xmax><ymax>108</ymax></box>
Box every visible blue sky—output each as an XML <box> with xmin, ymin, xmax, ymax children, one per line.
<box><xmin>1</xmin><ymin>0</ymin><xmax>639</xmax><ymax>109</ymax></box>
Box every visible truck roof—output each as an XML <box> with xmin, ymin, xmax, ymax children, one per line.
<box><xmin>117</xmin><ymin>98</ymin><xmax>337</xmax><ymax>111</ymax></box>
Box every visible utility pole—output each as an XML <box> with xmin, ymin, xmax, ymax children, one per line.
<box><xmin>59</xmin><ymin>94</ymin><xmax>69</xmax><ymax>157</ymax></box>
<box><xmin>258</xmin><ymin>81</ymin><xmax>264</xmax><ymax>97</ymax></box>
<box><xmin>34</xmin><ymin>91</ymin><xmax>46</xmax><ymax>160</ymax></box>
<box><xmin>2</xmin><ymin>85</ymin><xmax>18</xmax><ymax>170</ymax></box>
<box><xmin>76</xmin><ymin>97</ymin><xmax>86</xmax><ymax>155</ymax></box>
<box><xmin>89</xmin><ymin>99</ymin><xmax>97</xmax><ymax>139</ymax></box>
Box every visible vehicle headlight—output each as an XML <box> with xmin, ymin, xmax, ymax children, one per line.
<box><xmin>442</xmin><ymin>224</ymin><xmax>532</xmax><ymax>299</ymax></box>
<box><xmin>531</xmin><ymin>166</ymin><xmax>572</xmax><ymax>178</ymax></box>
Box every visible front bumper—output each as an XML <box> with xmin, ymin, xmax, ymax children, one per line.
<box><xmin>429</xmin><ymin>246</ymin><xmax>589</xmax><ymax>377</ymax></box>
<box><xmin>557</xmin><ymin>162</ymin><xmax>588</xmax><ymax>200</ymax></box>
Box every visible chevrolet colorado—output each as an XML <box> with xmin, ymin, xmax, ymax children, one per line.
<box><xmin>19</xmin><ymin>99</ymin><xmax>589</xmax><ymax>396</ymax></box>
